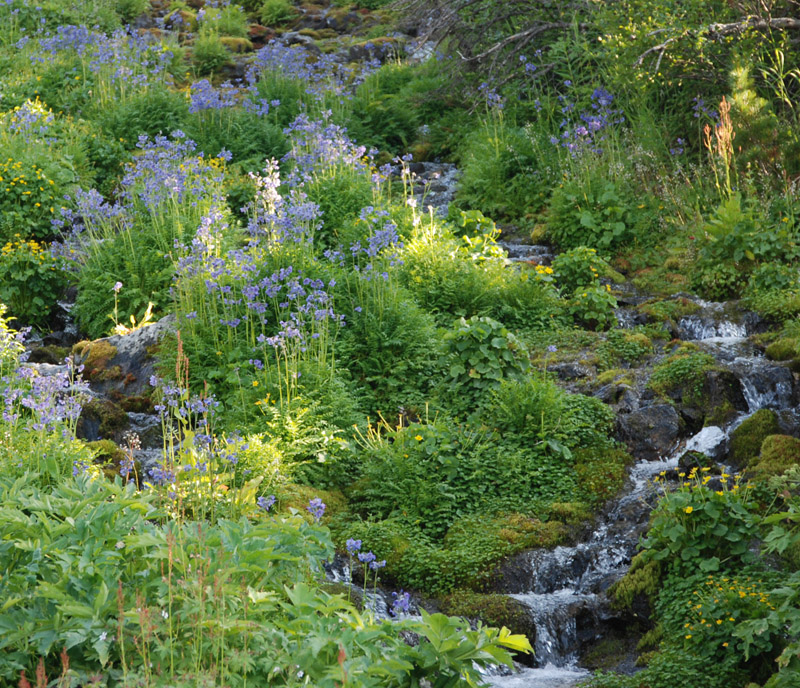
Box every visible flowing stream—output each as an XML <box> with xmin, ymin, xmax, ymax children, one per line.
<box><xmin>483</xmin><ymin>250</ymin><xmax>798</xmax><ymax>687</ymax></box>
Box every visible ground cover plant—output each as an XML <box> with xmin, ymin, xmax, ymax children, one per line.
<box><xmin>3</xmin><ymin>0</ymin><xmax>800</xmax><ymax>684</ymax></box>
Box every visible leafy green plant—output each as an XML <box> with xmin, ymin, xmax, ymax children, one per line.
<box><xmin>115</xmin><ymin>0</ymin><xmax>149</xmax><ymax>21</ymax></box>
<box><xmin>192</xmin><ymin>26</ymin><xmax>230</xmax><ymax>76</ymax></box>
<box><xmin>547</xmin><ymin>177</ymin><xmax>652</xmax><ymax>252</ymax></box>
<box><xmin>570</xmin><ymin>283</ymin><xmax>618</xmax><ymax>331</ymax></box>
<box><xmin>552</xmin><ymin>245</ymin><xmax>614</xmax><ymax>294</ymax></box>
<box><xmin>0</xmin><ymin>154</ymin><xmax>69</xmax><ymax>241</ymax></box>
<box><xmin>442</xmin><ymin>315</ymin><xmax>530</xmax><ymax>396</ymax></box>
<box><xmin>0</xmin><ymin>235</ymin><xmax>68</xmax><ymax>328</ymax></box>
<box><xmin>643</xmin><ymin>470</ymin><xmax>759</xmax><ymax>573</ymax></box>
<box><xmin>260</xmin><ymin>0</ymin><xmax>296</xmax><ymax>26</ymax></box>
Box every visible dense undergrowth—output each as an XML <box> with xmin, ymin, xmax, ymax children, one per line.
<box><xmin>1</xmin><ymin>0</ymin><xmax>800</xmax><ymax>685</ymax></box>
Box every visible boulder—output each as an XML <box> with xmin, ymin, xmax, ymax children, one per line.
<box><xmin>72</xmin><ymin>315</ymin><xmax>176</xmax><ymax>399</ymax></box>
<box><xmin>616</xmin><ymin>404</ymin><xmax>681</xmax><ymax>460</ymax></box>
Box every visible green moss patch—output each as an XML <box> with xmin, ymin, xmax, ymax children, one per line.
<box><xmin>730</xmin><ymin>409</ymin><xmax>780</xmax><ymax>467</ymax></box>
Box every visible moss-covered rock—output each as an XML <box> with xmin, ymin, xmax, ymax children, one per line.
<box><xmin>748</xmin><ymin>434</ymin><xmax>800</xmax><ymax>480</ymax></box>
<box><xmin>765</xmin><ymin>338</ymin><xmax>799</xmax><ymax>361</ymax></box>
<box><xmin>637</xmin><ymin>297</ymin><xmax>700</xmax><ymax>324</ymax></box>
<box><xmin>219</xmin><ymin>36</ymin><xmax>253</xmax><ymax>52</ymax></box>
<box><xmin>548</xmin><ymin>502</ymin><xmax>592</xmax><ymax>526</ymax></box>
<box><xmin>77</xmin><ymin>398</ymin><xmax>129</xmax><ymax>442</ymax></box>
<box><xmin>439</xmin><ymin>591</ymin><xmax>536</xmax><ymax>660</ymax></box>
<box><xmin>86</xmin><ymin>439</ymin><xmax>135</xmax><ymax>481</ymax></box>
<box><xmin>730</xmin><ymin>409</ymin><xmax>780</xmax><ymax>467</ymax></box>
<box><xmin>72</xmin><ymin>340</ymin><xmax>120</xmax><ymax>382</ymax></box>
<box><xmin>279</xmin><ymin>484</ymin><xmax>348</xmax><ymax>523</ymax></box>
<box><xmin>609</xmin><ymin>552</ymin><xmax>660</xmax><ymax>612</ymax></box>
<box><xmin>27</xmin><ymin>344</ymin><xmax>69</xmax><ymax>364</ymax></box>
<box><xmin>574</xmin><ymin>448</ymin><xmax>632</xmax><ymax>507</ymax></box>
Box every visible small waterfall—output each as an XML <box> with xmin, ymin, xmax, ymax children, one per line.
<box><xmin>678</xmin><ymin>316</ymin><xmax>747</xmax><ymax>340</ymax></box>
<box><xmin>498</xmin><ymin>242</ymin><xmax>554</xmax><ymax>265</ymax></box>
<box><xmin>511</xmin><ymin>591</ymin><xmax>598</xmax><ymax>667</ymax></box>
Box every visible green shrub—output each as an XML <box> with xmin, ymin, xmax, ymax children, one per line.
<box><xmin>546</xmin><ymin>176</ymin><xmax>653</xmax><ymax>252</ymax></box>
<box><xmin>0</xmin><ymin>473</ymin><xmax>527</xmax><ymax>684</ymax></box>
<box><xmin>570</xmin><ymin>283</ymin><xmax>618</xmax><ymax>331</ymax></box>
<box><xmin>0</xmin><ymin>154</ymin><xmax>71</xmax><ymax>241</ymax></box>
<box><xmin>442</xmin><ymin>315</ymin><xmax>530</xmax><ymax>397</ymax></box>
<box><xmin>0</xmin><ymin>235</ymin><xmax>68</xmax><ymax>328</ymax></box>
<box><xmin>335</xmin><ymin>285</ymin><xmax>442</xmax><ymax>416</ymax></box>
<box><xmin>260</xmin><ymin>0</ymin><xmax>296</xmax><ymax>26</ymax></box>
<box><xmin>552</xmin><ymin>246</ymin><xmax>614</xmax><ymax>293</ymax></box>
<box><xmin>203</xmin><ymin>3</ymin><xmax>249</xmax><ymax>37</ymax></box>
<box><xmin>115</xmin><ymin>0</ymin><xmax>149</xmax><ymax>21</ymax></box>
<box><xmin>192</xmin><ymin>26</ymin><xmax>231</xmax><ymax>75</ymax></box>
<box><xmin>100</xmin><ymin>86</ymin><xmax>189</xmax><ymax>149</ymax></box>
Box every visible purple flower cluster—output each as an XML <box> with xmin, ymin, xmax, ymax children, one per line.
<box><xmin>390</xmin><ymin>591</ymin><xmax>411</xmax><ymax>616</ymax></box>
<box><xmin>188</xmin><ymin>79</ymin><xmax>239</xmax><ymax>114</ymax></box>
<box><xmin>478</xmin><ymin>81</ymin><xmax>504</xmax><ymax>111</ymax></box>
<box><xmin>246</xmin><ymin>40</ymin><xmax>379</xmax><ymax>105</ymax></box>
<box><xmin>257</xmin><ymin>494</ymin><xmax>276</xmax><ymax>511</ymax></box>
<box><xmin>552</xmin><ymin>86</ymin><xmax>625</xmax><ymax>156</ymax></box>
<box><xmin>121</xmin><ymin>132</ymin><xmax>224</xmax><ymax>210</ymax></box>
<box><xmin>307</xmin><ymin>497</ymin><xmax>326</xmax><ymax>522</ymax></box>
<box><xmin>38</xmin><ymin>25</ymin><xmax>175</xmax><ymax>92</ymax></box>
<box><xmin>692</xmin><ymin>96</ymin><xmax>719</xmax><ymax>121</ymax></box>
<box><xmin>2</xmin><ymin>359</ymin><xmax>88</xmax><ymax>436</ymax></box>
<box><xmin>283</xmin><ymin>113</ymin><xmax>369</xmax><ymax>187</ymax></box>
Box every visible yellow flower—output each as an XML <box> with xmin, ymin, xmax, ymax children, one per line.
<box><xmin>685</xmin><ymin>634</ymin><xmax>692</xmax><ymax>640</ymax></box>
<box><xmin>684</xmin><ymin>506</ymin><xmax>694</xmax><ymax>514</ymax></box>
<box><xmin>722</xmin><ymin>642</ymin><xmax>729</xmax><ymax>647</ymax></box>
<box><xmin>252</xmin><ymin>381</ymin><xmax>258</xmax><ymax>387</ymax></box>
<box><xmin>414</xmin><ymin>435</ymin><xmax>423</xmax><ymax>441</ymax></box>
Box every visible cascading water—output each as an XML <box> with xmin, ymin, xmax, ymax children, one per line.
<box><xmin>487</xmin><ymin>292</ymin><xmax>797</xmax><ymax>687</ymax></box>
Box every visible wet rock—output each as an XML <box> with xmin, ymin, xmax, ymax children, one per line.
<box><xmin>703</xmin><ymin>369</ymin><xmax>748</xmax><ymax>413</ymax></box>
<box><xmin>682</xmin><ymin>425</ymin><xmax>727</xmax><ymax>461</ymax></box>
<box><xmin>72</xmin><ymin>315</ymin><xmax>176</xmax><ymax>399</ymax></box>
<box><xmin>77</xmin><ymin>398</ymin><xmax>129</xmax><ymax>442</ymax></box>
<box><xmin>27</xmin><ymin>345</ymin><xmax>69</xmax><ymax>365</ymax></box>
<box><xmin>616</xmin><ymin>404</ymin><xmax>681</xmax><ymax>460</ymax></box>
<box><xmin>552</xmin><ymin>363</ymin><xmax>592</xmax><ymax>381</ymax></box>
<box><xmin>325</xmin><ymin>10</ymin><xmax>362</xmax><ymax>32</ymax></box>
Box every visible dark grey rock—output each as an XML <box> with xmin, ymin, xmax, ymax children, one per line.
<box><xmin>616</xmin><ymin>404</ymin><xmax>681</xmax><ymax>460</ymax></box>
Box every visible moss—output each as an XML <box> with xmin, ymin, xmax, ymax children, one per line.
<box><xmin>730</xmin><ymin>409</ymin><xmax>780</xmax><ymax>467</ymax></box>
<box><xmin>279</xmin><ymin>484</ymin><xmax>348</xmax><ymax>523</ymax></box>
<box><xmin>647</xmin><ymin>349</ymin><xmax>715</xmax><ymax>404</ymax></box>
<box><xmin>637</xmin><ymin>624</ymin><xmax>662</xmax><ymax>652</ymax></box>
<box><xmin>595</xmin><ymin>368</ymin><xmax>626</xmax><ymax>386</ymax></box>
<box><xmin>574</xmin><ymin>448</ymin><xmax>632</xmax><ymax>508</ymax></box>
<box><xmin>86</xmin><ymin>439</ymin><xmax>134</xmax><ymax>482</ymax></box>
<box><xmin>637</xmin><ymin>297</ymin><xmax>700</xmax><ymax>323</ymax></box>
<box><xmin>609</xmin><ymin>552</ymin><xmax>661</xmax><ymax>610</ymax></box>
<box><xmin>78</xmin><ymin>398</ymin><xmax>129</xmax><ymax>440</ymax></box>
<box><xmin>219</xmin><ymin>36</ymin><xmax>253</xmax><ymax>52</ymax></box>
<box><xmin>27</xmin><ymin>345</ymin><xmax>69</xmax><ymax>364</ymax></box>
<box><xmin>548</xmin><ymin>501</ymin><xmax>592</xmax><ymax>526</ymax></box>
<box><xmin>765</xmin><ymin>338</ymin><xmax>799</xmax><ymax>361</ymax></box>
<box><xmin>439</xmin><ymin>591</ymin><xmax>531</xmax><ymax>633</ymax></box>
<box><xmin>706</xmin><ymin>399</ymin><xmax>737</xmax><ymax>426</ymax></box>
<box><xmin>72</xmin><ymin>340</ymin><xmax>119</xmax><ymax>381</ymax></box>
<box><xmin>581</xmin><ymin>637</ymin><xmax>629</xmax><ymax>671</ymax></box>
<box><xmin>748</xmin><ymin>434</ymin><xmax>800</xmax><ymax>480</ymax></box>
